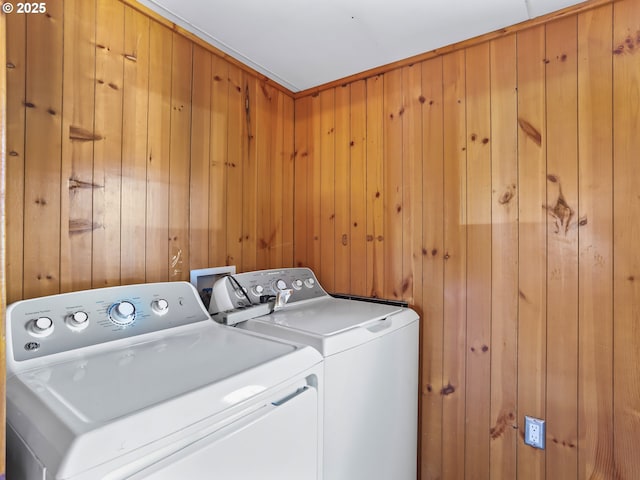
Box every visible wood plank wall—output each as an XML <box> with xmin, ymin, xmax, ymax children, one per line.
<box><xmin>1</xmin><ymin>7</ymin><xmax>7</xmax><ymax>478</ymax></box>
<box><xmin>293</xmin><ymin>0</ymin><xmax>640</xmax><ymax>478</ymax></box>
<box><xmin>4</xmin><ymin>0</ymin><xmax>295</xmax><ymax>305</ymax></box>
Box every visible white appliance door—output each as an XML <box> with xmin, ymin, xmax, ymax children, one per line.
<box><xmin>126</xmin><ymin>386</ymin><xmax>319</xmax><ymax>480</ymax></box>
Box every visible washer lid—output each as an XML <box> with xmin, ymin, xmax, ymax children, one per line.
<box><xmin>7</xmin><ymin>321</ymin><xmax>322</xmax><ymax>478</ymax></box>
<box><xmin>240</xmin><ymin>297</ymin><xmax>418</xmax><ymax>356</ymax></box>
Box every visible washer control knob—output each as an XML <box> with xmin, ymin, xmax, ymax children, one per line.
<box><xmin>252</xmin><ymin>285</ymin><xmax>265</xmax><ymax>296</ymax></box>
<box><xmin>67</xmin><ymin>311</ymin><xmax>89</xmax><ymax>331</ymax></box>
<box><xmin>109</xmin><ymin>301</ymin><xmax>136</xmax><ymax>326</ymax></box>
<box><xmin>304</xmin><ymin>278</ymin><xmax>316</xmax><ymax>288</ymax></box>
<box><xmin>275</xmin><ymin>279</ymin><xmax>287</xmax><ymax>291</ymax></box>
<box><xmin>292</xmin><ymin>279</ymin><xmax>304</xmax><ymax>290</ymax></box>
<box><xmin>152</xmin><ymin>298</ymin><xmax>169</xmax><ymax>315</ymax></box>
<box><xmin>32</xmin><ymin>316</ymin><xmax>54</xmax><ymax>336</ymax></box>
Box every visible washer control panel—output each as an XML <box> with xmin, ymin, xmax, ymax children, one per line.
<box><xmin>209</xmin><ymin>267</ymin><xmax>328</xmax><ymax>313</ymax></box>
<box><xmin>6</xmin><ymin>282</ymin><xmax>210</xmax><ymax>363</ymax></box>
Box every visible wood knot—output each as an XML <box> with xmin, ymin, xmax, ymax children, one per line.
<box><xmin>444</xmin><ymin>252</ymin><xmax>450</xmax><ymax>260</ymax></box>
<box><xmin>440</xmin><ymin>383</ymin><xmax>455</xmax><ymax>396</ymax></box>
<box><xmin>499</xmin><ymin>188</ymin><xmax>514</xmax><ymax>205</ymax></box>
<box><xmin>419</xmin><ymin>95</ymin><xmax>426</xmax><ymax>104</ymax></box>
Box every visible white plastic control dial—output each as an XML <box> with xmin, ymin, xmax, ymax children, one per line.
<box><xmin>252</xmin><ymin>285</ymin><xmax>265</xmax><ymax>296</ymax></box>
<box><xmin>292</xmin><ymin>279</ymin><xmax>303</xmax><ymax>290</ymax></box>
<box><xmin>31</xmin><ymin>316</ymin><xmax>54</xmax><ymax>337</ymax></box>
<box><xmin>35</xmin><ymin>316</ymin><xmax>53</xmax><ymax>330</ymax></box>
<box><xmin>152</xmin><ymin>298</ymin><xmax>169</xmax><ymax>315</ymax></box>
<box><xmin>67</xmin><ymin>311</ymin><xmax>89</xmax><ymax>331</ymax></box>
<box><xmin>275</xmin><ymin>279</ymin><xmax>287</xmax><ymax>291</ymax></box>
<box><xmin>304</xmin><ymin>278</ymin><xmax>316</xmax><ymax>288</ymax></box>
<box><xmin>109</xmin><ymin>301</ymin><xmax>136</xmax><ymax>326</ymax></box>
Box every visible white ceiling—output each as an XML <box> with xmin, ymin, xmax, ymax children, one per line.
<box><xmin>136</xmin><ymin>0</ymin><xmax>587</xmax><ymax>93</ymax></box>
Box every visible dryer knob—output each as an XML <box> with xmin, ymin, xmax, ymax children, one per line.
<box><xmin>304</xmin><ymin>278</ymin><xmax>316</xmax><ymax>288</ymax></box>
<box><xmin>252</xmin><ymin>285</ymin><xmax>265</xmax><ymax>296</ymax></box>
<box><xmin>152</xmin><ymin>299</ymin><xmax>169</xmax><ymax>315</ymax></box>
<box><xmin>109</xmin><ymin>301</ymin><xmax>136</xmax><ymax>326</ymax></box>
<box><xmin>34</xmin><ymin>316</ymin><xmax>53</xmax><ymax>331</ymax></box>
<box><xmin>275</xmin><ymin>279</ymin><xmax>287</xmax><ymax>291</ymax></box>
<box><xmin>66</xmin><ymin>311</ymin><xmax>89</xmax><ymax>331</ymax></box>
<box><xmin>30</xmin><ymin>316</ymin><xmax>54</xmax><ymax>337</ymax></box>
<box><xmin>71</xmin><ymin>311</ymin><xmax>89</xmax><ymax>325</ymax></box>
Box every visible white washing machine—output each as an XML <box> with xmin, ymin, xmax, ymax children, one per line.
<box><xmin>6</xmin><ymin>281</ymin><xmax>323</xmax><ymax>480</ymax></box>
<box><xmin>207</xmin><ymin>267</ymin><xmax>419</xmax><ymax>480</ymax></box>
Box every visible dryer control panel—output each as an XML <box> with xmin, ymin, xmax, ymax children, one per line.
<box><xmin>6</xmin><ymin>282</ymin><xmax>210</xmax><ymax>365</ymax></box>
<box><xmin>208</xmin><ymin>267</ymin><xmax>328</xmax><ymax>314</ymax></box>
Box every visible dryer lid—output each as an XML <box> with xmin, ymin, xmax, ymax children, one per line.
<box><xmin>259</xmin><ymin>297</ymin><xmax>404</xmax><ymax>336</ymax></box>
<box><xmin>240</xmin><ymin>297</ymin><xmax>418</xmax><ymax>357</ymax></box>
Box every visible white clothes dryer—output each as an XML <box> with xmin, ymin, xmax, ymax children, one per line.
<box><xmin>6</xmin><ymin>281</ymin><xmax>323</xmax><ymax>480</ymax></box>
<box><xmin>207</xmin><ymin>267</ymin><xmax>419</xmax><ymax>480</ymax></box>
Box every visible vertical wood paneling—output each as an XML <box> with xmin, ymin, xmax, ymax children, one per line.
<box><xmin>319</xmin><ymin>89</ymin><xmax>335</xmax><ymax>291</ymax></box>
<box><xmin>464</xmin><ymin>42</ymin><xmax>492</xmax><ymax>480</ymax></box>
<box><xmin>60</xmin><ymin>0</ymin><xmax>96</xmax><ymax>293</ymax></box>
<box><xmin>270</xmin><ymin>86</ymin><xmax>284</xmax><ymax>269</ymax></box>
<box><xmin>365</xmin><ymin>75</ymin><xmax>384</xmax><ymax>298</ymax></box>
<box><xmin>189</xmin><ymin>46</ymin><xmax>212</xmax><ymax>269</ymax></box>
<box><xmin>309</xmin><ymin>93</ymin><xmax>322</xmax><ymax>275</ymax></box>
<box><xmin>282</xmin><ymin>94</ymin><xmax>295</xmax><ymax>266</ymax></box>
<box><xmin>23</xmin><ymin>1</ymin><xmax>63</xmax><ymax>298</ymax></box>
<box><xmin>241</xmin><ymin>74</ymin><xmax>257</xmax><ymax>272</ymax></box>
<box><xmin>420</xmin><ymin>56</ymin><xmax>444</xmax><ymax>480</ymax></box>
<box><xmin>294</xmin><ymin>96</ymin><xmax>310</xmax><ymax>268</ymax></box>
<box><xmin>516</xmin><ymin>25</ymin><xmax>547</xmax><ymax>480</ymax></box>
<box><xmin>5</xmin><ymin>12</ymin><xmax>25</xmax><ymax>304</ymax></box>
<box><xmin>209</xmin><ymin>56</ymin><xmax>229</xmax><ymax>267</ymax></box>
<box><xmin>1</xmin><ymin>7</ymin><xmax>7</xmax><ymax>475</ymax></box>
<box><xmin>441</xmin><ymin>49</ymin><xmax>467</xmax><ymax>480</ymax></box>
<box><xmin>383</xmin><ymin>69</ymin><xmax>403</xmax><ymax>300</ymax></box>
<box><xmin>145</xmin><ymin>21</ymin><xmax>171</xmax><ymax>282</ymax></box>
<box><xmin>168</xmin><ymin>33</ymin><xmax>192</xmax><ymax>281</ymax></box>
<box><xmin>545</xmin><ymin>16</ymin><xmax>579</xmax><ymax>480</ymax></box>
<box><xmin>489</xmin><ymin>34</ymin><xmax>518</xmax><ymax>480</ymax></box>
<box><xmin>60</xmin><ymin>0</ymin><xmax>95</xmax><ymax>292</ymax></box>
<box><xmin>93</xmin><ymin>0</ymin><xmax>124</xmax><ymax>288</ymax></box>
<box><xmin>401</xmin><ymin>64</ymin><xmax>422</xmax><ymax>306</ymax></box>
<box><xmin>350</xmin><ymin>80</ymin><xmax>367</xmax><ymax>296</ymax></box>
<box><xmin>120</xmin><ymin>6</ymin><xmax>148</xmax><ymax>284</ymax></box>
<box><xmin>613</xmin><ymin>1</ymin><xmax>640</xmax><ymax>479</ymax></box>
<box><xmin>255</xmin><ymin>81</ymin><xmax>271</xmax><ymax>271</ymax></box>
<box><xmin>577</xmin><ymin>5</ymin><xmax>614</xmax><ymax>478</ymax></box>
<box><xmin>334</xmin><ymin>85</ymin><xmax>350</xmax><ymax>293</ymax></box>
<box><xmin>225</xmin><ymin>64</ymin><xmax>244</xmax><ymax>268</ymax></box>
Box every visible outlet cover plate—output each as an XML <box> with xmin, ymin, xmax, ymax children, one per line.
<box><xmin>524</xmin><ymin>416</ymin><xmax>546</xmax><ymax>449</ymax></box>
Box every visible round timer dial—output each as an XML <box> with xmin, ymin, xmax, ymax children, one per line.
<box><xmin>109</xmin><ymin>301</ymin><xmax>136</xmax><ymax>326</ymax></box>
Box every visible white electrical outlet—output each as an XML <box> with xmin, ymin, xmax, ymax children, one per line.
<box><xmin>524</xmin><ymin>416</ymin><xmax>545</xmax><ymax>449</ymax></box>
